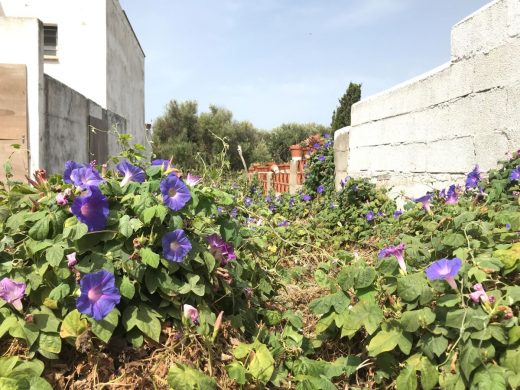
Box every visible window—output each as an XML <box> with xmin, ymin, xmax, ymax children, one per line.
<box><xmin>43</xmin><ymin>25</ymin><xmax>58</xmax><ymax>58</ymax></box>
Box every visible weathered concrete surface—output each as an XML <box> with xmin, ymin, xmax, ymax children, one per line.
<box><xmin>335</xmin><ymin>0</ymin><xmax>520</xmax><ymax>198</ymax></box>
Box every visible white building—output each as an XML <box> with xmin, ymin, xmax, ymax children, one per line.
<box><xmin>0</xmin><ymin>0</ymin><xmax>146</xmax><ymax>179</ymax></box>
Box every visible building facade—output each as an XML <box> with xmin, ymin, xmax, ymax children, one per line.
<box><xmin>0</xmin><ymin>0</ymin><xmax>146</xmax><ymax>179</ymax></box>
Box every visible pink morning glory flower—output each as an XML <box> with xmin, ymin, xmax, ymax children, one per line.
<box><xmin>207</xmin><ymin>234</ymin><xmax>236</xmax><ymax>265</ymax></box>
<box><xmin>469</xmin><ymin>283</ymin><xmax>495</xmax><ymax>304</ymax></box>
<box><xmin>0</xmin><ymin>278</ymin><xmax>26</xmax><ymax>311</ymax></box>
<box><xmin>67</xmin><ymin>252</ymin><xmax>78</xmax><ymax>269</ymax></box>
<box><xmin>425</xmin><ymin>257</ymin><xmax>462</xmax><ymax>290</ymax></box>
<box><xmin>183</xmin><ymin>304</ymin><xmax>199</xmax><ymax>325</ymax></box>
<box><xmin>378</xmin><ymin>243</ymin><xmax>407</xmax><ymax>273</ymax></box>
<box><xmin>56</xmin><ymin>192</ymin><xmax>68</xmax><ymax>205</ymax></box>
<box><xmin>76</xmin><ymin>270</ymin><xmax>121</xmax><ymax>321</ymax></box>
<box><xmin>185</xmin><ymin>173</ymin><xmax>202</xmax><ymax>186</ymax></box>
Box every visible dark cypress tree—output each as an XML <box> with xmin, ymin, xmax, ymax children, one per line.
<box><xmin>331</xmin><ymin>82</ymin><xmax>362</xmax><ymax>130</ymax></box>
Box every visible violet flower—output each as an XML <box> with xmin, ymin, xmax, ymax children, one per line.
<box><xmin>425</xmin><ymin>257</ymin><xmax>462</xmax><ymax>290</ymax></box>
<box><xmin>289</xmin><ymin>197</ymin><xmax>295</xmax><ymax>208</ymax></box>
<box><xmin>323</xmin><ymin>133</ymin><xmax>331</xmax><ymax>139</ymax></box>
<box><xmin>278</xmin><ymin>220</ymin><xmax>289</xmax><ymax>227</ymax></box>
<box><xmin>415</xmin><ymin>194</ymin><xmax>432</xmax><ymax>212</ymax></box>
<box><xmin>63</xmin><ymin>161</ymin><xmax>86</xmax><ymax>184</ymax></box>
<box><xmin>465</xmin><ymin>165</ymin><xmax>481</xmax><ymax>189</ymax></box>
<box><xmin>244</xmin><ymin>197</ymin><xmax>252</xmax><ymax>207</ymax></box>
<box><xmin>393</xmin><ymin>210</ymin><xmax>403</xmax><ymax>219</ymax></box>
<box><xmin>152</xmin><ymin>159</ymin><xmax>174</xmax><ymax>170</ymax></box>
<box><xmin>231</xmin><ymin>208</ymin><xmax>237</xmax><ymax>219</ymax></box>
<box><xmin>378</xmin><ymin>243</ymin><xmax>406</xmax><ymax>273</ymax></box>
<box><xmin>442</xmin><ymin>185</ymin><xmax>459</xmax><ymax>205</ymax></box>
<box><xmin>301</xmin><ymin>194</ymin><xmax>311</xmax><ymax>202</ymax></box>
<box><xmin>160</xmin><ymin>174</ymin><xmax>191</xmax><ymax>211</ymax></box>
<box><xmin>183</xmin><ymin>304</ymin><xmax>199</xmax><ymax>325</ymax></box>
<box><xmin>207</xmin><ymin>234</ymin><xmax>236</xmax><ymax>265</ymax></box>
<box><xmin>469</xmin><ymin>283</ymin><xmax>495</xmax><ymax>304</ymax></box>
<box><xmin>71</xmin><ymin>186</ymin><xmax>109</xmax><ymax>232</ymax></box>
<box><xmin>117</xmin><ymin>161</ymin><xmax>145</xmax><ymax>186</ymax></box>
<box><xmin>313</xmin><ymin>143</ymin><xmax>321</xmax><ymax>150</ymax></box>
<box><xmin>366</xmin><ymin>211</ymin><xmax>375</xmax><ymax>221</ymax></box>
<box><xmin>162</xmin><ymin>229</ymin><xmax>192</xmax><ymax>262</ymax></box>
<box><xmin>317</xmin><ymin>184</ymin><xmax>325</xmax><ymax>194</ymax></box>
<box><xmin>0</xmin><ymin>278</ymin><xmax>26</xmax><ymax>310</ymax></box>
<box><xmin>76</xmin><ymin>270</ymin><xmax>121</xmax><ymax>321</ymax></box>
<box><xmin>317</xmin><ymin>155</ymin><xmax>325</xmax><ymax>161</ymax></box>
<box><xmin>70</xmin><ymin>166</ymin><xmax>104</xmax><ymax>189</ymax></box>
<box><xmin>510</xmin><ymin>166</ymin><xmax>520</xmax><ymax>181</ymax></box>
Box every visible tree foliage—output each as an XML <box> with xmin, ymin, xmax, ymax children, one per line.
<box><xmin>266</xmin><ymin>123</ymin><xmax>330</xmax><ymax>162</ymax></box>
<box><xmin>152</xmin><ymin>100</ymin><xmax>271</xmax><ymax>171</ymax></box>
<box><xmin>331</xmin><ymin>82</ymin><xmax>362</xmax><ymax>131</ymax></box>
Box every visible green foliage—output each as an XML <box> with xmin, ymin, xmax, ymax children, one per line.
<box><xmin>266</xmin><ymin>122</ymin><xmax>330</xmax><ymax>162</ymax></box>
<box><xmin>331</xmin><ymin>82</ymin><xmax>362</xmax><ymax>130</ymax></box>
<box><xmin>152</xmin><ymin>100</ymin><xmax>271</xmax><ymax>171</ymax></box>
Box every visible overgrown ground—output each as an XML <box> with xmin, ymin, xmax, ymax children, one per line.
<box><xmin>1</xmin><ymin>140</ymin><xmax>520</xmax><ymax>389</ymax></box>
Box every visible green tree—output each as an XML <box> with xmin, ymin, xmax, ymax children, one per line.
<box><xmin>152</xmin><ymin>100</ymin><xmax>271</xmax><ymax>171</ymax></box>
<box><xmin>331</xmin><ymin>82</ymin><xmax>362</xmax><ymax>130</ymax></box>
<box><xmin>266</xmin><ymin>123</ymin><xmax>330</xmax><ymax>162</ymax></box>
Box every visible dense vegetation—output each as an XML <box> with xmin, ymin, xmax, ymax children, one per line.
<box><xmin>1</xmin><ymin>134</ymin><xmax>519</xmax><ymax>388</ymax></box>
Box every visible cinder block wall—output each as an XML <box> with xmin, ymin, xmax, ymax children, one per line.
<box><xmin>334</xmin><ymin>0</ymin><xmax>520</xmax><ymax>198</ymax></box>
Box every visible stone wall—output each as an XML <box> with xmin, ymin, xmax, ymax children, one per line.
<box><xmin>334</xmin><ymin>0</ymin><xmax>520</xmax><ymax>198</ymax></box>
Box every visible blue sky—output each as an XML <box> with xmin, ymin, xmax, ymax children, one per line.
<box><xmin>120</xmin><ymin>0</ymin><xmax>491</xmax><ymax>130</ymax></box>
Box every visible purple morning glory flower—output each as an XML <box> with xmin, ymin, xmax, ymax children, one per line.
<box><xmin>152</xmin><ymin>159</ymin><xmax>174</xmax><ymax>170</ymax></box>
<box><xmin>71</xmin><ymin>186</ymin><xmax>109</xmax><ymax>232</ymax></box>
<box><xmin>265</xmin><ymin>196</ymin><xmax>272</xmax><ymax>203</ymax></box>
<box><xmin>0</xmin><ymin>278</ymin><xmax>26</xmax><ymax>311</ymax></box>
<box><xmin>510</xmin><ymin>166</ymin><xmax>520</xmax><ymax>181</ymax></box>
<box><xmin>415</xmin><ymin>194</ymin><xmax>432</xmax><ymax>212</ymax></box>
<box><xmin>70</xmin><ymin>166</ymin><xmax>104</xmax><ymax>189</ymax></box>
<box><xmin>441</xmin><ymin>184</ymin><xmax>459</xmax><ymax>204</ymax></box>
<box><xmin>506</xmin><ymin>223</ymin><xmax>511</xmax><ymax>230</ymax></box>
<box><xmin>64</xmin><ymin>161</ymin><xmax>87</xmax><ymax>184</ymax></box>
<box><xmin>425</xmin><ymin>257</ymin><xmax>462</xmax><ymax>290</ymax></box>
<box><xmin>117</xmin><ymin>161</ymin><xmax>145</xmax><ymax>186</ymax></box>
<box><xmin>312</xmin><ymin>143</ymin><xmax>321</xmax><ymax>150</ymax></box>
<box><xmin>162</xmin><ymin>229</ymin><xmax>192</xmax><ymax>262</ymax></box>
<box><xmin>231</xmin><ymin>208</ymin><xmax>237</xmax><ymax>219</ymax></box>
<box><xmin>393</xmin><ymin>210</ymin><xmax>403</xmax><ymax>219</ymax></box>
<box><xmin>207</xmin><ymin>234</ymin><xmax>236</xmax><ymax>265</ymax></box>
<box><xmin>185</xmin><ymin>173</ymin><xmax>201</xmax><ymax>186</ymax></box>
<box><xmin>317</xmin><ymin>184</ymin><xmax>325</xmax><ymax>194</ymax></box>
<box><xmin>278</xmin><ymin>220</ymin><xmax>289</xmax><ymax>227</ymax></box>
<box><xmin>366</xmin><ymin>211</ymin><xmax>375</xmax><ymax>221</ymax></box>
<box><xmin>340</xmin><ymin>176</ymin><xmax>350</xmax><ymax>188</ymax></box>
<box><xmin>244</xmin><ymin>197</ymin><xmax>252</xmax><ymax>207</ymax></box>
<box><xmin>378</xmin><ymin>211</ymin><xmax>385</xmax><ymax>217</ymax></box>
<box><xmin>324</xmin><ymin>141</ymin><xmax>333</xmax><ymax>149</ymax></box>
<box><xmin>465</xmin><ymin>165</ymin><xmax>481</xmax><ymax>189</ymax></box>
<box><xmin>269</xmin><ymin>204</ymin><xmax>276</xmax><ymax>212</ymax></box>
<box><xmin>217</xmin><ymin>207</ymin><xmax>224</xmax><ymax>214</ymax></box>
<box><xmin>330</xmin><ymin>202</ymin><xmax>336</xmax><ymax>209</ymax></box>
<box><xmin>301</xmin><ymin>194</ymin><xmax>311</xmax><ymax>202</ymax></box>
<box><xmin>323</xmin><ymin>133</ymin><xmax>331</xmax><ymax>139</ymax></box>
<box><xmin>160</xmin><ymin>174</ymin><xmax>191</xmax><ymax>211</ymax></box>
<box><xmin>76</xmin><ymin>270</ymin><xmax>121</xmax><ymax>321</ymax></box>
<box><xmin>317</xmin><ymin>155</ymin><xmax>325</xmax><ymax>161</ymax></box>
<box><xmin>379</xmin><ymin>243</ymin><xmax>406</xmax><ymax>273</ymax></box>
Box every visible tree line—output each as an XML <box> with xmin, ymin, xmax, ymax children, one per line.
<box><xmin>151</xmin><ymin>82</ymin><xmax>361</xmax><ymax>171</ymax></box>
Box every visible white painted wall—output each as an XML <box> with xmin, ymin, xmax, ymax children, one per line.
<box><xmin>0</xmin><ymin>17</ymin><xmax>43</xmax><ymax>173</ymax></box>
<box><xmin>0</xmin><ymin>0</ymin><xmax>107</xmax><ymax>107</ymax></box>
<box><xmin>335</xmin><ymin>0</ymin><xmax>520</xmax><ymax>198</ymax></box>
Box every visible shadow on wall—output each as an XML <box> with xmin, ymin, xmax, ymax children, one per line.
<box><xmin>0</xmin><ymin>4</ymin><xmax>4</xmax><ymax>16</ymax></box>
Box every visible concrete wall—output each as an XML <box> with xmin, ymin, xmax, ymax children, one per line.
<box><xmin>106</xmin><ymin>0</ymin><xmax>147</xmax><ymax>149</ymax></box>
<box><xmin>0</xmin><ymin>17</ymin><xmax>43</xmax><ymax>174</ymax></box>
<box><xmin>43</xmin><ymin>75</ymin><xmax>127</xmax><ymax>175</ymax></box>
<box><xmin>335</xmin><ymin>0</ymin><xmax>520</xmax><ymax>198</ymax></box>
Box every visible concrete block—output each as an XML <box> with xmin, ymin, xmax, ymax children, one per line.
<box><xmin>425</xmin><ymin>137</ymin><xmax>475</xmax><ymax>173</ymax></box>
